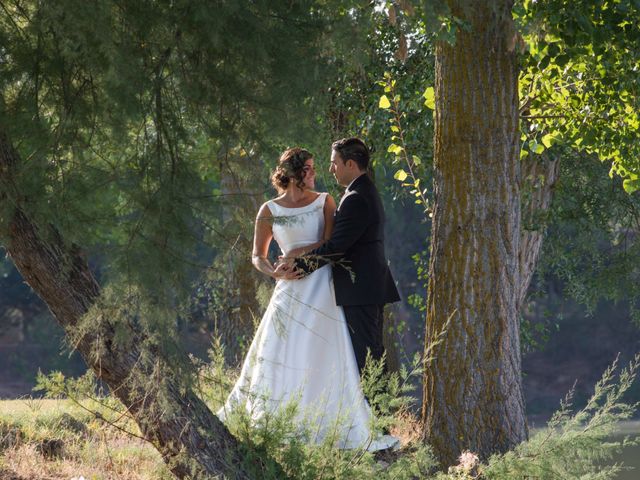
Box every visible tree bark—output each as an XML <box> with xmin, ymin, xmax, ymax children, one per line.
<box><xmin>0</xmin><ymin>129</ymin><xmax>276</xmax><ymax>479</ymax></box>
<box><xmin>218</xmin><ymin>147</ymin><xmax>263</xmax><ymax>364</ymax></box>
<box><xmin>518</xmin><ymin>153</ymin><xmax>559</xmax><ymax>310</ymax></box>
<box><xmin>421</xmin><ymin>0</ymin><xmax>528</xmax><ymax>466</ymax></box>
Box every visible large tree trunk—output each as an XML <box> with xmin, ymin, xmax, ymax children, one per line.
<box><xmin>421</xmin><ymin>0</ymin><xmax>528</xmax><ymax>466</ymax></box>
<box><xmin>0</xmin><ymin>130</ymin><xmax>277</xmax><ymax>479</ymax></box>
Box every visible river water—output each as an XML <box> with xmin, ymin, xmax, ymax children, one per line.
<box><xmin>612</xmin><ymin>421</ymin><xmax>640</xmax><ymax>480</ymax></box>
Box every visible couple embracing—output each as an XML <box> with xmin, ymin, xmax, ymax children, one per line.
<box><xmin>217</xmin><ymin>138</ymin><xmax>400</xmax><ymax>451</ymax></box>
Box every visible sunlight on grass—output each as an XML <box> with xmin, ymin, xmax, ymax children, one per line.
<box><xmin>0</xmin><ymin>398</ymin><xmax>171</xmax><ymax>480</ymax></box>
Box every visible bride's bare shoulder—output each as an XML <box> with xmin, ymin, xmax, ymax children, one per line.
<box><xmin>322</xmin><ymin>193</ymin><xmax>336</xmax><ymax>211</ymax></box>
<box><xmin>256</xmin><ymin>201</ymin><xmax>274</xmax><ymax>219</ymax></box>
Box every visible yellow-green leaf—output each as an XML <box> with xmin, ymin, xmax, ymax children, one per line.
<box><xmin>379</xmin><ymin>95</ymin><xmax>391</xmax><ymax>109</ymax></box>
<box><xmin>623</xmin><ymin>178</ymin><xmax>639</xmax><ymax>194</ymax></box>
<box><xmin>387</xmin><ymin>144</ymin><xmax>404</xmax><ymax>155</ymax></box>
<box><xmin>394</xmin><ymin>169</ymin><xmax>408</xmax><ymax>181</ymax></box>
<box><xmin>541</xmin><ymin>134</ymin><xmax>556</xmax><ymax>148</ymax></box>
<box><xmin>423</xmin><ymin>86</ymin><xmax>435</xmax><ymax>110</ymax></box>
<box><xmin>529</xmin><ymin>140</ymin><xmax>545</xmax><ymax>154</ymax></box>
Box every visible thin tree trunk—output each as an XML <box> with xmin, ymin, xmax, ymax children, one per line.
<box><xmin>218</xmin><ymin>147</ymin><xmax>263</xmax><ymax>364</ymax></box>
<box><xmin>518</xmin><ymin>153</ymin><xmax>559</xmax><ymax>310</ymax></box>
<box><xmin>0</xmin><ymin>129</ymin><xmax>278</xmax><ymax>479</ymax></box>
<box><xmin>421</xmin><ymin>0</ymin><xmax>528</xmax><ymax>466</ymax></box>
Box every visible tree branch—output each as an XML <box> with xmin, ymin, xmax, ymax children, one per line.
<box><xmin>0</xmin><ymin>127</ymin><xmax>278</xmax><ymax>479</ymax></box>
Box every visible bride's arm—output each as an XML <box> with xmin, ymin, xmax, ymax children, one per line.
<box><xmin>252</xmin><ymin>203</ymin><xmax>278</xmax><ymax>277</ymax></box>
<box><xmin>285</xmin><ymin>195</ymin><xmax>336</xmax><ymax>258</ymax></box>
<box><xmin>252</xmin><ymin>203</ymin><xmax>302</xmax><ymax>279</ymax></box>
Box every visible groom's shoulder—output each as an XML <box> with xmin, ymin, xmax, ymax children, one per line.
<box><xmin>342</xmin><ymin>188</ymin><xmax>364</xmax><ymax>201</ymax></box>
<box><xmin>354</xmin><ymin>173</ymin><xmax>379</xmax><ymax>190</ymax></box>
<box><xmin>340</xmin><ymin>188</ymin><xmax>367</xmax><ymax>209</ymax></box>
<box><xmin>338</xmin><ymin>188</ymin><xmax>375</xmax><ymax>223</ymax></box>
<box><xmin>351</xmin><ymin>175</ymin><xmax>380</xmax><ymax>200</ymax></box>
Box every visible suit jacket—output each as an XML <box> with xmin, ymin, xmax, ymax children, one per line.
<box><xmin>296</xmin><ymin>174</ymin><xmax>401</xmax><ymax>306</ymax></box>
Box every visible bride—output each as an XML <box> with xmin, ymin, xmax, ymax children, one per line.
<box><xmin>216</xmin><ymin>147</ymin><xmax>398</xmax><ymax>451</ymax></box>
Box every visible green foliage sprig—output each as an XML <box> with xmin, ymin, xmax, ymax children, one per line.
<box><xmin>379</xmin><ymin>72</ymin><xmax>431</xmax><ymax>218</ymax></box>
<box><xmin>485</xmin><ymin>353</ymin><xmax>640</xmax><ymax>480</ymax></box>
<box><xmin>296</xmin><ymin>253</ymin><xmax>355</xmax><ymax>283</ymax></box>
<box><xmin>33</xmin><ymin>369</ymin><xmax>146</xmax><ymax>442</ymax></box>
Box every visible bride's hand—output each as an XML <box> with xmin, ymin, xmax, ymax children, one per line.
<box><xmin>272</xmin><ymin>261</ymin><xmax>303</xmax><ymax>280</ymax></box>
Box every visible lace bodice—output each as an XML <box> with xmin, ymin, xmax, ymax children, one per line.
<box><xmin>266</xmin><ymin>192</ymin><xmax>327</xmax><ymax>256</ymax></box>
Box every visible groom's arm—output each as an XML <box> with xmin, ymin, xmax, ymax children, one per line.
<box><xmin>294</xmin><ymin>193</ymin><xmax>369</xmax><ymax>274</ymax></box>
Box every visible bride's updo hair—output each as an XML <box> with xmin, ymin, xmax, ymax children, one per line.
<box><xmin>271</xmin><ymin>147</ymin><xmax>313</xmax><ymax>192</ymax></box>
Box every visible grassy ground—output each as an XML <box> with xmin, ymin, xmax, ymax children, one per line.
<box><xmin>0</xmin><ymin>397</ymin><xmax>421</xmax><ymax>480</ymax></box>
<box><xmin>1</xmin><ymin>399</ymin><xmax>638</xmax><ymax>480</ymax></box>
<box><xmin>0</xmin><ymin>398</ymin><xmax>172</xmax><ymax>480</ymax></box>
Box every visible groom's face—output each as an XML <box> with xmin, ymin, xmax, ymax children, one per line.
<box><xmin>329</xmin><ymin>149</ymin><xmax>349</xmax><ymax>187</ymax></box>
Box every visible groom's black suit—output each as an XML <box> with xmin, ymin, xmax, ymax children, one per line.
<box><xmin>296</xmin><ymin>173</ymin><xmax>400</xmax><ymax>373</ymax></box>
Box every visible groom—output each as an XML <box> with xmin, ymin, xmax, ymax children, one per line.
<box><xmin>293</xmin><ymin>137</ymin><xmax>400</xmax><ymax>374</ymax></box>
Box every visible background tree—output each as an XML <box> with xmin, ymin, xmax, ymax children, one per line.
<box><xmin>0</xmin><ymin>1</ymin><xmax>366</xmax><ymax>477</ymax></box>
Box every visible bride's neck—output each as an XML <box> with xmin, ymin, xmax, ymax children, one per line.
<box><xmin>281</xmin><ymin>186</ymin><xmax>310</xmax><ymax>203</ymax></box>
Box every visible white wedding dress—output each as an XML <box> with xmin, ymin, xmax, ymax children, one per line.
<box><xmin>216</xmin><ymin>192</ymin><xmax>398</xmax><ymax>451</ymax></box>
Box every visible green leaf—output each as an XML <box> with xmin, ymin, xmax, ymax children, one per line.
<box><xmin>529</xmin><ymin>140</ymin><xmax>545</xmax><ymax>154</ymax></box>
<box><xmin>623</xmin><ymin>179</ymin><xmax>639</xmax><ymax>194</ymax></box>
<box><xmin>412</xmin><ymin>155</ymin><xmax>421</xmax><ymax>166</ymax></box>
<box><xmin>379</xmin><ymin>95</ymin><xmax>391</xmax><ymax>109</ymax></box>
<box><xmin>541</xmin><ymin>133</ymin><xmax>556</xmax><ymax>148</ymax></box>
<box><xmin>423</xmin><ymin>87</ymin><xmax>435</xmax><ymax>110</ymax></box>
<box><xmin>394</xmin><ymin>169</ymin><xmax>408</xmax><ymax>181</ymax></box>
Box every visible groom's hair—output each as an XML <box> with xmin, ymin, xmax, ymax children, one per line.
<box><xmin>332</xmin><ymin>137</ymin><xmax>369</xmax><ymax>171</ymax></box>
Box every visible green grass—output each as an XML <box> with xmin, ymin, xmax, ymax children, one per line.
<box><xmin>1</xmin><ymin>352</ymin><xmax>637</xmax><ymax>480</ymax></box>
<box><xmin>0</xmin><ymin>398</ymin><xmax>172</xmax><ymax>480</ymax></box>
<box><xmin>1</xmin><ymin>399</ymin><xmax>64</xmax><ymax>415</ymax></box>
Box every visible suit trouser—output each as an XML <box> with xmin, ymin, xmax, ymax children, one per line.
<box><xmin>342</xmin><ymin>304</ymin><xmax>386</xmax><ymax>375</ymax></box>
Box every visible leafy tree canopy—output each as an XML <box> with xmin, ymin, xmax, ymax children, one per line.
<box><xmin>0</xmin><ymin>0</ymin><xmax>373</xmax><ymax>301</ymax></box>
<box><xmin>516</xmin><ymin>0</ymin><xmax>640</xmax><ymax>192</ymax></box>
